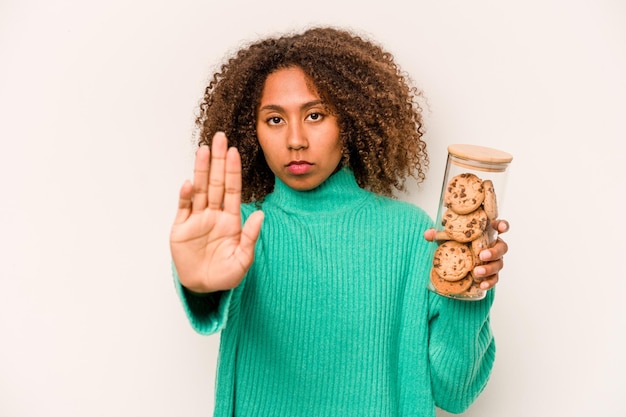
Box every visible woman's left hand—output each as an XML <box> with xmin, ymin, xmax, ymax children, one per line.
<box><xmin>424</xmin><ymin>220</ymin><xmax>510</xmax><ymax>290</ymax></box>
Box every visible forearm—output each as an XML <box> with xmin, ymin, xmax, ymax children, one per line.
<box><xmin>173</xmin><ymin>262</ymin><xmax>232</xmax><ymax>335</ymax></box>
<box><xmin>428</xmin><ymin>289</ymin><xmax>496</xmax><ymax>413</ymax></box>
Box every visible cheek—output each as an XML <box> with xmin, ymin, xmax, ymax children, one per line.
<box><xmin>330</xmin><ymin>130</ymin><xmax>343</xmax><ymax>157</ymax></box>
<box><xmin>257</xmin><ymin>139</ymin><xmax>279</xmax><ymax>166</ymax></box>
<box><xmin>255</xmin><ymin>127</ymin><xmax>270</xmax><ymax>153</ymax></box>
<box><xmin>330</xmin><ymin>139</ymin><xmax>342</xmax><ymax>156</ymax></box>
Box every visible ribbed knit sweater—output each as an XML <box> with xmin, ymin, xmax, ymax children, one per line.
<box><xmin>174</xmin><ymin>167</ymin><xmax>495</xmax><ymax>417</ymax></box>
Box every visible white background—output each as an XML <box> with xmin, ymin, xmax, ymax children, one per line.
<box><xmin>1</xmin><ymin>1</ymin><xmax>624</xmax><ymax>416</ymax></box>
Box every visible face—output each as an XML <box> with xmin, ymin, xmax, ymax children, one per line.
<box><xmin>256</xmin><ymin>66</ymin><xmax>342</xmax><ymax>191</ymax></box>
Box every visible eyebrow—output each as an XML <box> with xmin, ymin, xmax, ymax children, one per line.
<box><xmin>257</xmin><ymin>100</ymin><xmax>325</xmax><ymax>113</ymax></box>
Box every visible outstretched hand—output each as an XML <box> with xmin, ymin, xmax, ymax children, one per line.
<box><xmin>170</xmin><ymin>132</ymin><xmax>264</xmax><ymax>294</ymax></box>
<box><xmin>424</xmin><ymin>220</ymin><xmax>509</xmax><ymax>290</ymax></box>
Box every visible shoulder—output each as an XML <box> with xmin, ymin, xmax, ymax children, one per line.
<box><xmin>353</xmin><ymin>193</ymin><xmax>436</xmax><ymax>242</ymax></box>
<box><xmin>372</xmin><ymin>194</ymin><xmax>433</xmax><ymax>225</ymax></box>
<box><xmin>364</xmin><ymin>195</ymin><xmax>435</xmax><ymax>261</ymax></box>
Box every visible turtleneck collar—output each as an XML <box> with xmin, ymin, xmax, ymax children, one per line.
<box><xmin>263</xmin><ymin>167</ymin><xmax>371</xmax><ymax>216</ymax></box>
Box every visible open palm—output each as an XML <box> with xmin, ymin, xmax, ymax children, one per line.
<box><xmin>170</xmin><ymin>132</ymin><xmax>264</xmax><ymax>293</ymax></box>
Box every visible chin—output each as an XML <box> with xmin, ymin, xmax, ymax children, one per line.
<box><xmin>284</xmin><ymin>178</ymin><xmax>322</xmax><ymax>191</ymax></box>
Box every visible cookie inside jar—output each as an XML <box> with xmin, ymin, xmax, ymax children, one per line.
<box><xmin>428</xmin><ymin>144</ymin><xmax>512</xmax><ymax>300</ymax></box>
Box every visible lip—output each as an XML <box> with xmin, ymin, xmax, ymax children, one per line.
<box><xmin>286</xmin><ymin>160</ymin><xmax>313</xmax><ymax>175</ymax></box>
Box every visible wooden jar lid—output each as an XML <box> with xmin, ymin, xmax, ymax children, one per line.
<box><xmin>447</xmin><ymin>144</ymin><xmax>513</xmax><ymax>172</ymax></box>
<box><xmin>448</xmin><ymin>144</ymin><xmax>513</xmax><ymax>164</ymax></box>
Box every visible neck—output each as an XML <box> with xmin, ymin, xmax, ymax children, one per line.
<box><xmin>264</xmin><ymin>167</ymin><xmax>370</xmax><ymax>215</ymax></box>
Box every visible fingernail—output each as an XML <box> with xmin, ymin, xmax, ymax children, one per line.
<box><xmin>474</xmin><ymin>266</ymin><xmax>486</xmax><ymax>276</ymax></box>
<box><xmin>479</xmin><ymin>250</ymin><xmax>492</xmax><ymax>261</ymax></box>
<box><xmin>480</xmin><ymin>281</ymin><xmax>490</xmax><ymax>290</ymax></box>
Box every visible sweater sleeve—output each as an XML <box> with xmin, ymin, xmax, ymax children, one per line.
<box><xmin>172</xmin><ymin>262</ymin><xmax>233</xmax><ymax>335</ymax></box>
<box><xmin>171</xmin><ymin>203</ymin><xmax>259</xmax><ymax>335</ymax></box>
<box><xmin>428</xmin><ymin>287</ymin><xmax>496</xmax><ymax>413</ymax></box>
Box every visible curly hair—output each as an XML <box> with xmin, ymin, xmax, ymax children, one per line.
<box><xmin>195</xmin><ymin>26</ymin><xmax>429</xmax><ymax>203</ymax></box>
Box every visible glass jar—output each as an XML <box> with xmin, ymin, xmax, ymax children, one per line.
<box><xmin>428</xmin><ymin>144</ymin><xmax>513</xmax><ymax>300</ymax></box>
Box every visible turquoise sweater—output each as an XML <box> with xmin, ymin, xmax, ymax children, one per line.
<box><xmin>174</xmin><ymin>168</ymin><xmax>495</xmax><ymax>417</ymax></box>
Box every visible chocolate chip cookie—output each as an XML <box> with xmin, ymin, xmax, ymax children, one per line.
<box><xmin>441</xmin><ymin>208</ymin><xmax>488</xmax><ymax>243</ymax></box>
<box><xmin>444</xmin><ymin>173</ymin><xmax>485</xmax><ymax>215</ymax></box>
<box><xmin>432</xmin><ymin>240</ymin><xmax>475</xmax><ymax>281</ymax></box>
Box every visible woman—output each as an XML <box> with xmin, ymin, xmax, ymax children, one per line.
<box><xmin>170</xmin><ymin>26</ymin><xmax>508</xmax><ymax>416</ymax></box>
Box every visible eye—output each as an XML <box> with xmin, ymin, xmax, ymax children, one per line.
<box><xmin>306</xmin><ymin>112</ymin><xmax>323</xmax><ymax>121</ymax></box>
<box><xmin>266</xmin><ymin>116</ymin><xmax>283</xmax><ymax>126</ymax></box>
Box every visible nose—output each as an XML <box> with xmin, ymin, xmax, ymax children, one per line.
<box><xmin>287</xmin><ymin>122</ymin><xmax>308</xmax><ymax>150</ymax></box>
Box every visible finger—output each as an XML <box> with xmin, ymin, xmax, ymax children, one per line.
<box><xmin>423</xmin><ymin>229</ymin><xmax>452</xmax><ymax>242</ymax></box>
<box><xmin>223</xmin><ymin>146</ymin><xmax>243</xmax><ymax>216</ymax></box>
<box><xmin>234</xmin><ymin>210</ymin><xmax>265</xmax><ymax>269</ymax></box>
<box><xmin>479</xmin><ymin>274</ymin><xmax>499</xmax><ymax>290</ymax></box>
<box><xmin>479</xmin><ymin>237</ymin><xmax>508</xmax><ymax>262</ymax></box>
<box><xmin>496</xmin><ymin>219</ymin><xmax>510</xmax><ymax>233</ymax></box>
<box><xmin>192</xmin><ymin>145</ymin><xmax>210</xmax><ymax>213</ymax></box>
<box><xmin>208</xmin><ymin>132</ymin><xmax>228</xmax><ymax>210</ymax></box>
<box><xmin>241</xmin><ymin>211</ymin><xmax>264</xmax><ymax>247</ymax></box>
<box><xmin>488</xmin><ymin>219</ymin><xmax>510</xmax><ymax>234</ymax></box>
<box><xmin>473</xmin><ymin>259</ymin><xmax>503</xmax><ymax>283</ymax></box>
<box><xmin>173</xmin><ymin>180</ymin><xmax>193</xmax><ymax>224</ymax></box>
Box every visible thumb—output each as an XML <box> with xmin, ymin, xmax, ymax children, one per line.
<box><xmin>234</xmin><ymin>210</ymin><xmax>264</xmax><ymax>265</ymax></box>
